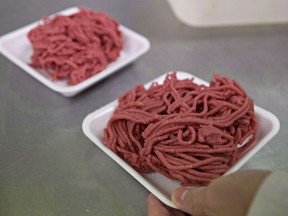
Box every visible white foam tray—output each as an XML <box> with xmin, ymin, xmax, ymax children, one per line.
<box><xmin>82</xmin><ymin>71</ymin><xmax>280</xmax><ymax>208</ymax></box>
<box><xmin>0</xmin><ymin>7</ymin><xmax>150</xmax><ymax>97</ymax></box>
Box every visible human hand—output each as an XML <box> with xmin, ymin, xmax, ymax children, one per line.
<box><xmin>147</xmin><ymin>193</ymin><xmax>187</xmax><ymax>216</ymax></box>
<box><xmin>148</xmin><ymin>170</ymin><xmax>271</xmax><ymax>216</ymax></box>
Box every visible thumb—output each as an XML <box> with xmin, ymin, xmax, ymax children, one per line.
<box><xmin>172</xmin><ymin>186</ymin><xmax>207</xmax><ymax>215</ymax></box>
<box><xmin>171</xmin><ymin>170</ymin><xmax>271</xmax><ymax>216</ymax></box>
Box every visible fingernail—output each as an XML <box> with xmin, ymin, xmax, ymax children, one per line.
<box><xmin>181</xmin><ymin>189</ymin><xmax>189</xmax><ymax>202</ymax></box>
<box><xmin>172</xmin><ymin>187</ymin><xmax>188</xmax><ymax>206</ymax></box>
<box><xmin>172</xmin><ymin>186</ymin><xmax>197</xmax><ymax>210</ymax></box>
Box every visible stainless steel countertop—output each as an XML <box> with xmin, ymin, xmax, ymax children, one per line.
<box><xmin>1</xmin><ymin>1</ymin><xmax>288</xmax><ymax>215</ymax></box>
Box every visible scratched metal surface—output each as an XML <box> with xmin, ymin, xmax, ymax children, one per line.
<box><xmin>0</xmin><ymin>1</ymin><xmax>288</xmax><ymax>215</ymax></box>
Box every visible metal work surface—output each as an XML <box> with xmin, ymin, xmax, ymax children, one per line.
<box><xmin>0</xmin><ymin>1</ymin><xmax>288</xmax><ymax>215</ymax></box>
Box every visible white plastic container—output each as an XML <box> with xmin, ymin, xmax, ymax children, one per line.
<box><xmin>0</xmin><ymin>7</ymin><xmax>150</xmax><ymax>97</ymax></box>
<box><xmin>82</xmin><ymin>71</ymin><xmax>280</xmax><ymax>208</ymax></box>
<box><xmin>168</xmin><ymin>0</ymin><xmax>288</xmax><ymax>27</ymax></box>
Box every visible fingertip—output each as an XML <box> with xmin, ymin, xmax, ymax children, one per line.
<box><xmin>148</xmin><ymin>194</ymin><xmax>164</xmax><ymax>207</ymax></box>
<box><xmin>148</xmin><ymin>194</ymin><xmax>156</xmax><ymax>204</ymax></box>
<box><xmin>172</xmin><ymin>187</ymin><xmax>191</xmax><ymax>208</ymax></box>
<box><xmin>148</xmin><ymin>193</ymin><xmax>156</xmax><ymax>200</ymax></box>
<box><xmin>147</xmin><ymin>194</ymin><xmax>171</xmax><ymax>216</ymax></box>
